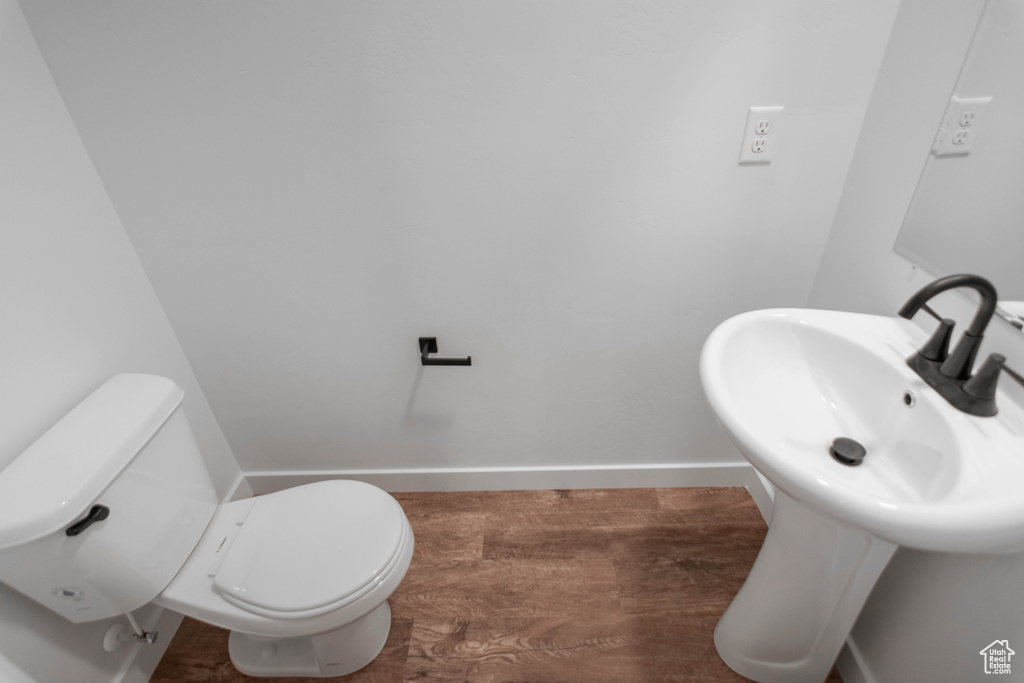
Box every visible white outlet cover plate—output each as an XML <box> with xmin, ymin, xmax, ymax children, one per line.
<box><xmin>933</xmin><ymin>96</ymin><xmax>992</xmax><ymax>157</ymax></box>
<box><xmin>739</xmin><ymin>106</ymin><xmax>783</xmax><ymax>165</ymax></box>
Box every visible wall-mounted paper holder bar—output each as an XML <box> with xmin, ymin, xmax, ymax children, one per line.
<box><xmin>419</xmin><ymin>337</ymin><xmax>471</xmax><ymax>366</ymax></box>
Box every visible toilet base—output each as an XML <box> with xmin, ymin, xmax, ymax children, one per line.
<box><xmin>228</xmin><ymin>601</ymin><xmax>392</xmax><ymax>678</ymax></box>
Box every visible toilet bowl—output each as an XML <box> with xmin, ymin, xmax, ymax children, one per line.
<box><xmin>157</xmin><ymin>480</ymin><xmax>415</xmax><ymax>677</ymax></box>
<box><xmin>0</xmin><ymin>374</ymin><xmax>414</xmax><ymax>678</ymax></box>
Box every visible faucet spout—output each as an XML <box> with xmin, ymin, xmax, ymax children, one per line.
<box><xmin>897</xmin><ymin>273</ymin><xmax>998</xmax><ymax>336</ymax></box>
<box><xmin>898</xmin><ymin>274</ymin><xmax>1000</xmax><ymax>416</ymax></box>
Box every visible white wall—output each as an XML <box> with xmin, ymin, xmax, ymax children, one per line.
<box><xmin>21</xmin><ymin>0</ymin><xmax>900</xmax><ymax>480</ymax></box>
<box><xmin>0</xmin><ymin>1</ymin><xmax>242</xmax><ymax>679</ymax></box>
<box><xmin>810</xmin><ymin>1</ymin><xmax>1024</xmax><ymax>680</ymax></box>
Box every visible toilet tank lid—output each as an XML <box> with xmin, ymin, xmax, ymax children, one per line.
<box><xmin>0</xmin><ymin>374</ymin><xmax>184</xmax><ymax>550</ymax></box>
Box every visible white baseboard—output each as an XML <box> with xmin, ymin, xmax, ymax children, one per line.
<box><xmin>227</xmin><ymin>471</ymin><xmax>254</xmax><ymax>501</ymax></box>
<box><xmin>836</xmin><ymin>638</ymin><xmax>875</xmax><ymax>683</ymax></box>
<box><xmin>243</xmin><ymin>461</ymin><xmax>758</xmax><ymax>495</ymax></box>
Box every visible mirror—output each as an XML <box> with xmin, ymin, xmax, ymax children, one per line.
<box><xmin>894</xmin><ymin>0</ymin><xmax>1024</xmax><ymax>329</ymax></box>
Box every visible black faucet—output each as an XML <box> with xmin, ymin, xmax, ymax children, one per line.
<box><xmin>898</xmin><ymin>274</ymin><xmax>1001</xmax><ymax>416</ymax></box>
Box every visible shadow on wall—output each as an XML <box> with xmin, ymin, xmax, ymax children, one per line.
<box><xmin>403</xmin><ymin>367</ymin><xmax>456</xmax><ymax>430</ymax></box>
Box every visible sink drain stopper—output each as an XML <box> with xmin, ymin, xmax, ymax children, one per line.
<box><xmin>830</xmin><ymin>437</ymin><xmax>866</xmax><ymax>466</ymax></box>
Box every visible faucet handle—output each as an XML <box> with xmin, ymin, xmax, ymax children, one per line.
<box><xmin>1002</xmin><ymin>362</ymin><xmax>1024</xmax><ymax>389</ymax></box>
<box><xmin>963</xmin><ymin>353</ymin><xmax>1006</xmax><ymax>401</ymax></box>
<box><xmin>918</xmin><ymin>317</ymin><xmax>955</xmax><ymax>362</ymax></box>
<box><xmin>919</xmin><ymin>304</ymin><xmax>946</xmax><ymax>323</ymax></box>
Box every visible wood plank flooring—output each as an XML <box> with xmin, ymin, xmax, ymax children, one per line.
<box><xmin>152</xmin><ymin>487</ymin><xmax>843</xmax><ymax>682</ymax></box>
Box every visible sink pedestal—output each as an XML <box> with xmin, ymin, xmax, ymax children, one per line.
<box><xmin>715</xmin><ymin>490</ymin><xmax>896</xmax><ymax>683</ymax></box>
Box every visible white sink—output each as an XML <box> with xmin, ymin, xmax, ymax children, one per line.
<box><xmin>701</xmin><ymin>307</ymin><xmax>1024</xmax><ymax>554</ymax></box>
<box><xmin>699</xmin><ymin>308</ymin><xmax>1024</xmax><ymax>683</ymax></box>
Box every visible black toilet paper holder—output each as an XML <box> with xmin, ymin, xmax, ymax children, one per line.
<box><xmin>419</xmin><ymin>337</ymin><xmax>472</xmax><ymax>366</ymax></box>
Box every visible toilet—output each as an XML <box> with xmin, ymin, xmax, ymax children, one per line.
<box><xmin>0</xmin><ymin>374</ymin><xmax>414</xmax><ymax>678</ymax></box>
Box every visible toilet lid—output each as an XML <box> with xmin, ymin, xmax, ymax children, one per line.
<box><xmin>213</xmin><ymin>480</ymin><xmax>406</xmax><ymax>616</ymax></box>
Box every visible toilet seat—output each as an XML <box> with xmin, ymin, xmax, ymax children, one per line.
<box><xmin>155</xmin><ymin>480</ymin><xmax>415</xmax><ymax>639</ymax></box>
<box><xmin>214</xmin><ymin>481</ymin><xmax>406</xmax><ymax>619</ymax></box>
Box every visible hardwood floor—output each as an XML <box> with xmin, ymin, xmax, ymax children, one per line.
<box><xmin>152</xmin><ymin>487</ymin><xmax>843</xmax><ymax>682</ymax></box>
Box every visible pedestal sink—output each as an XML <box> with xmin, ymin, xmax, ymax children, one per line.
<box><xmin>700</xmin><ymin>308</ymin><xmax>1024</xmax><ymax>683</ymax></box>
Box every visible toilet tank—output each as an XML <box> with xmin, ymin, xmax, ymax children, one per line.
<box><xmin>0</xmin><ymin>374</ymin><xmax>219</xmax><ymax>622</ymax></box>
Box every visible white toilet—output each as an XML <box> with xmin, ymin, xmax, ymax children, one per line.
<box><xmin>0</xmin><ymin>374</ymin><xmax>414</xmax><ymax>678</ymax></box>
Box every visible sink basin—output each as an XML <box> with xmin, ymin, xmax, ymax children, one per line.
<box><xmin>701</xmin><ymin>308</ymin><xmax>1024</xmax><ymax>554</ymax></box>
<box><xmin>700</xmin><ymin>308</ymin><xmax>1024</xmax><ymax>683</ymax></box>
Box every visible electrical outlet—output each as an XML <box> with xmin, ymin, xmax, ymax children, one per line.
<box><xmin>739</xmin><ymin>106</ymin><xmax>783</xmax><ymax>165</ymax></box>
<box><xmin>933</xmin><ymin>96</ymin><xmax>992</xmax><ymax>157</ymax></box>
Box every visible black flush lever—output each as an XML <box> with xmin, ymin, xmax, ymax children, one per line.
<box><xmin>65</xmin><ymin>504</ymin><xmax>110</xmax><ymax>537</ymax></box>
<box><xmin>419</xmin><ymin>337</ymin><xmax>471</xmax><ymax>366</ymax></box>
